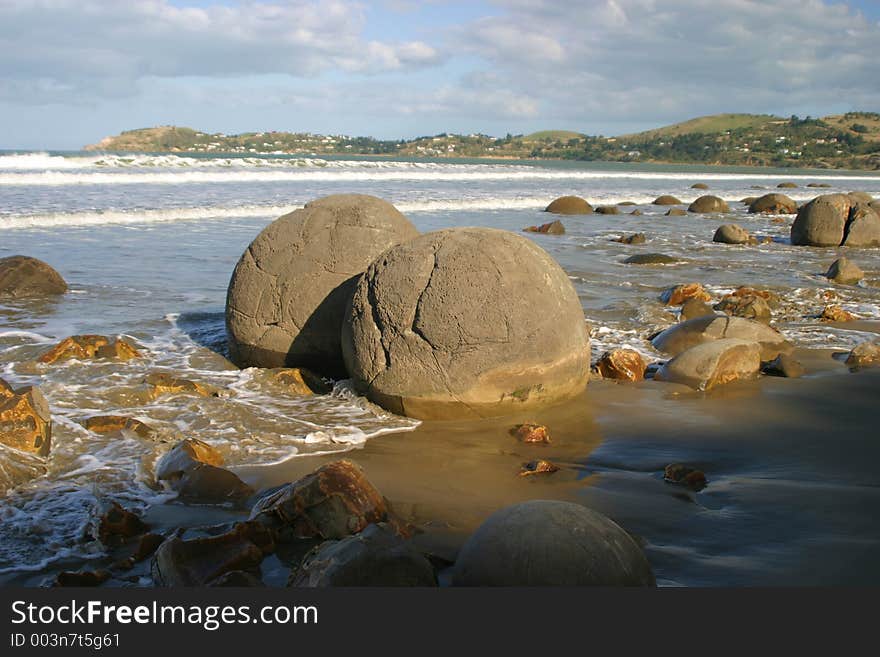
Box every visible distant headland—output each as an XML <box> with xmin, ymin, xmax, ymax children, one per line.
<box><xmin>85</xmin><ymin>112</ymin><xmax>880</xmax><ymax>170</ymax></box>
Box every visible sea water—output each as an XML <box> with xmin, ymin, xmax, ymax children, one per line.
<box><xmin>1</xmin><ymin>151</ymin><xmax>879</xmax><ymax>584</ymax></box>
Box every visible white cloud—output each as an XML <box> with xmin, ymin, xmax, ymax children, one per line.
<box><xmin>0</xmin><ymin>0</ymin><xmax>441</xmax><ymax>102</ymax></box>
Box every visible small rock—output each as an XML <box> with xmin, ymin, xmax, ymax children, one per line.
<box><xmin>777</xmin><ymin>182</ymin><xmax>798</xmax><ymax>189</ymax></box>
<box><xmin>825</xmin><ymin>257</ymin><xmax>863</xmax><ymax>285</ymax></box>
<box><xmin>624</xmin><ymin>253</ymin><xmax>679</xmax><ymax>265</ymax></box>
<box><xmin>660</xmin><ymin>283</ymin><xmax>711</xmax><ymax>306</ymax></box>
<box><xmin>714</xmin><ymin>294</ymin><xmax>772</xmax><ymax>324</ymax></box>
<box><xmin>143</xmin><ymin>372</ymin><xmax>221</xmax><ymax>398</ymax></box>
<box><xmin>0</xmin><ymin>255</ymin><xmax>68</xmax><ymax>299</ymax></box>
<box><xmin>665</xmin><ymin>208</ymin><xmax>687</xmax><ymax>216</ymax></box>
<box><xmin>748</xmin><ymin>193</ymin><xmax>797</xmax><ymax>214</ymax></box>
<box><xmin>510</xmin><ymin>423</ymin><xmax>550</xmax><ymax>443</ymax></box>
<box><xmin>653</xmin><ymin>195</ymin><xmax>682</xmax><ymax>205</ymax></box>
<box><xmin>249</xmin><ymin>460</ymin><xmax>390</xmax><ymax>542</ymax></box>
<box><xmin>680</xmin><ymin>299</ymin><xmax>716</xmax><ymax>321</ymax></box>
<box><xmin>523</xmin><ymin>219</ymin><xmax>565</xmax><ymax>235</ymax></box>
<box><xmin>630</xmin><ymin>209</ymin><xmax>643</xmax><ymax>216</ymax></box>
<box><xmin>713</xmin><ymin>224</ymin><xmax>754</xmax><ymax>245</ymax></box>
<box><xmin>595</xmin><ymin>349</ymin><xmax>647</xmax><ymax>382</ymax></box>
<box><xmin>97</xmin><ymin>502</ymin><xmax>149</xmax><ymax>547</ymax></box>
<box><xmin>615</xmin><ymin>232</ymin><xmax>647</xmax><ymax>245</ymax></box>
<box><xmin>519</xmin><ymin>460</ymin><xmax>560</xmax><ymax>477</ymax></box>
<box><xmin>38</xmin><ymin>335</ymin><xmax>141</xmax><ymax>364</ymax></box>
<box><xmin>820</xmin><ymin>305</ymin><xmax>857</xmax><ymax>322</ymax></box>
<box><xmin>845</xmin><ymin>342</ymin><xmax>880</xmax><ymax>368</ymax></box>
<box><xmin>53</xmin><ymin>569</ymin><xmax>112</xmax><ymax>587</ymax></box>
<box><xmin>807</xmin><ymin>183</ymin><xmax>831</xmax><ymax>188</ymax></box>
<box><xmin>726</xmin><ymin>286</ymin><xmax>780</xmax><ymax>306</ymax></box>
<box><xmin>688</xmin><ymin>195</ymin><xmax>729</xmax><ymax>213</ymax></box>
<box><xmin>546</xmin><ymin>196</ymin><xmax>592</xmax><ymax>214</ymax></box>
<box><xmin>595</xmin><ymin>205</ymin><xmax>620</xmax><ymax>215</ymax></box>
<box><xmin>156</xmin><ymin>439</ymin><xmax>252</xmax><ymax>504</ymax></box>
<box><xmin>209</xmin><ymin>570</ymin><xmax>265</xmax><ymax>587</ymax></box>
<box><xmin>268</xmin><ymin>367</ymin><xmax>331</xmax><ymax>395</ymax></box>
<box><xmin>84</xmin><ymin>415</ymin><xmax>156</xmax><ymax>439</ymax></box>
<box><xmin>0</xmin><ymin>383</ymin><xmax>52</xmax><ymax>456</ymax></box>
<box><xmin>663</xmin><ymin>464</ymin><xmax>707</xmax><ymax>490</ymax></box>
<box><xmin>761</xmin><ymin>353</ymin><xmax>805</xmax><ymax>378</ymax></box>
<box><xmin>289</xmin><ymin>523</ymin><xmax>437</xmax><ymax>587</ymax></box>
<box><xmin>691</xmin><ymin>183</ymin><xmax>709</xmax><ymax>190</ymax></box>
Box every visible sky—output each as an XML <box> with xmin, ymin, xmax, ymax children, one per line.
<box><xmin>0</xmin><ymin>0</ymin><xmax>878</xmax><ymax>149</ymax></box>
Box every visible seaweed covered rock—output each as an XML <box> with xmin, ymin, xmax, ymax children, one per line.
<box><xmin>545</xmin><ymin>196</ymin><xmax>592</xmax><ymax>214</ymax></box>
<box><xmin>0</xmin><ymin>255</ymin><xmax>67</xmax><ymax>299</ymax></box>
<box><xmin>226</xmin><ymin>194</ymin><xmax>419</xmax><ymax>377</ymax></box>
<box><xmin>342</xmin><ymin>228</ymin><xmax>590</xmax><ymax>419</ymax></box>
<box><xmin>452</xmin><ymin>500</ymin><xmax>654</xmax><ymax>586</ymax></box>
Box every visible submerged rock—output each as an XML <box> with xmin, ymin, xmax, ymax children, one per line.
<box><xmin>289</xmin><ymin>523</ymin><xmax>436</xmax><ymax>587</ymax></box>
<box><xmin>624</xmin><ymin>253</ymin><xmax>679</xmax><ymax>265</ymax></box>
<box><xmin>37</xmin><ymin>335</ymin><xmax>140</xmax><ymax>364</ymax></box>
<box><xmin>655</xmin><ymin>338</ymin><xmax>761</xmax><ymax>391</ymax></box>
<box><xmin>519</xmin><ymin>459</ymin><xmax>560</xmax><ymax>477</ymax></box>
<box><xmin>452</xmin><ymin>500</ymin><xmax>655</xmax><ymax>586</ymax></box>
<box><xmin>825</xmin><ymin>257</ymin><xmax>863</xmax><ymax>285</ymax></box>
<box><xmin>97</xmin><ymin>502</ymin><xmax>149</xmax><ymax>547</ymax></box>
<box><xmin>820</xmin><ymin>305</ymin><xmax>857</xmax><ymax>322</ymax></box>
<box><xmin>714</xmin><ymin>294</ymin><xmax>771</xmax><ymax>324</ymax></box>
<box><xmin>846</xmin><ymin>341</ymin><xmax>880</xmax><ymax>369</ymax></box>
<box><xmin>616</xmin><ymin>232</ymin><xmax>647</xmax><ymax>245</ymax></box>
<box><xmin>545</xmin><ymin>196</ymin><xmax>592</xmax><ymax>214</ymax></box>
<box><xmin>652</xmin><ymin>195</ymin><xmax>682</xmax><ymax>205</ymax></box>
<box><xmin>0</xmin><ymin>255</ymin><xmax>67</xmax><ymax>299</ymax></box>
<box><xmin>777</xmin><ymin>182</ymin><xmax>798</xmax><ymax>189</ymax></box>
<box><xmin>84</xmin><ymin>415</ymin><xmax>156</xmax><ymax>439</ymax></box>
<box><xmin>53</xmin><ymin>569</ymin><xmax>112</xmax><ymax>587</ymax></box>
<box><xmin>660</xmin><ymin>283</ymin><xmax>711</xmax><ymax>306</ymax></box>
<box><xmin>665</xmin><ymin>208</ymin><xmax>687</xmax><ymax>216</ymax></box>
<box><xmin>152</xmin><ymin>521</ymin><xmax>274</xmax><ymax>587</ymax></box>
<box><xmin>663</xmin><ymin>464</ymin><xmax>707</xmax><ymax>490</ymax></box>
<box><xmin>761</xmin><ymin>353</ymin><xmax>805</xmax><ymax>378</ymax></box>
<box><xmin>688</xmin><ymin>195</ymin><xmax>729</xmax><ymax>213</ymax></box>
<box><xmin>523</xmin><ymin>219</ymin><xmax>565</xmax><ymax>235</ymax></box>
<box><xmin>510</xmin><ymin>423</ymin><xmax>550</xmax><ymax>443</ymax></box>
<box><xmin>143</xmin><ymin>372</ymin><xmax>221</xmax><ymax>398</ymax></box>
<box><xmin>595</xmin><ymin>349</ymin><xmax>647</xmax><ymax>382</ymax></box>
<box><xmin>342</xmin><ymin>227</ymin><xmax>590</xmax><ymax>419</ymax></box>
<box><xmin>691</xmin><ymin>183</ymin><xmax>709</xmax><ymax>190</ymax></box>
<box><xmin>267</xmin><ymin>368</ymin><xmax>332</xmax><ymax>395</ymax></box>
<box><xmin>713</xmin><ymin>224</ymin><xmax>754</xmax><ymax>245</ymax></box>
<box><xmin>651</xmin><ymin>315</ymin><xmax>791</xmax><ymax>361</ymax></box>
<box><xmin>595</xmin><ymin>205</ymin><xmax>620</xmax><ymax>215</ymax></box>
<box><xmin>0</xmin><ymin>382</ymin><xmax>52</xmax><ymax>456</ymax></box>
<box><xmin>250</xmin><ymin>460</ymin><xmax>389</xmax><ymax>542</ymax></box>
<box><xmin>226</xmin><ymin>194</ymin><xmax>419</xmax><ymax>377</ymax></box>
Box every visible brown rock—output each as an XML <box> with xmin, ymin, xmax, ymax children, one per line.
<box><xmin>713</xmin><ymin>224</ymin><xmax>753</xmax><ymax>245</ymax></box>
<box><xmin>761</xmin><ymin>353</ymin><xmax>805</xmax><ymax>378</ymax></box>
<box><xmin>630</xmin><ymin>209</ymin><xmax>643</xmax><ymax>216</ymax></box>
<box><xmin>655</xmin><ymin>339</ymin><xmax>761</xmax><ymax>391</ymax></box>
<box><xmin>664</xmin><ymin>464</ymin><xmax>707</xmax><ymax>490</ymax></box>
<box><xmin>653</xmin><ymin>195</ymin><xmax>683</xmax><ymax>205</ymax></box>
<box><xmin>545</xmin><ymin>196</ymin><xmax>592</xmax><ymax>214</ymax></box>
<box><xmin>0</xmin><ymin>255</ymin><xmax>68</xmax><ymax>299</ymax></box>
<box><xmin>624</xmin><ymin>253</ymin><xmax>679</xmax><ymax>265</ymax></box>
<box><xmin>665</xmin><ymin>208</ymin><xmax>687</xmax><ymax>216</ymax></box>
<box><xmin>691</xmin><ymin>183</ymin><xmax>709</xmax><ymax>190</ymax></box>
<box><xmin>37</xmin><ymin>335</ymin><xmax>140</xmax><ymax>364</ymax></box>
<box><xmin>151</xmin><ymin>521</ymin><xmax>273</xmax><ymax>587</ymax></box>
<box><xmin>846</xmin><ymin>341</ymin><xmax>880</xmax><ymax>368</ymax></box>
<box><xmin>84</xmin><ymin>415</ymin><xmax>156</xmax><ymax>439</ymax></box>
<box><xmin>748</xmin><ymin>193</ymin><xmax>798</xmax><ymax>214</ymax></box>
<box><xmin>519</xmin><ymin>460</ymin><xmax>560</xmax><ymax>477</ymax></box>
<box><xmin>0</xmin><ymin>384</ymin><xmax>52</xmax><ymax>456</ymax></box>
<box><xmin>156</xmin><ymin>438</ymin><xmax>251</xmax><ymax>504</ymax></box>
<box><xmin>510</xmin><ymin>423</ymin><xmax>550</xmax><ymax>443</ymax></box>
<box><xmin>820</xmin><ymin>305</ymin><xmax>857</xmax><ymax>322</ymax></box>
<box><xmin>740</xmin><ymin>197</ymin><xmax>759</xmax><ymax>205</ymax></box>
<box><xmin>825</xmin><ymin>257</ymin><xmax>863</xmax><ymax>285</ymax></box>
<box><xmin>53</xmin><ymin>569</ymin><xmax>112</xmax><ymax>587</ymax></box>
<box><xmin>144</xmin><ymin>372</ymin><xmax>220</xmax><ymax>398</ymax></box>
<box><xmin>97</xmin><ymin>502</ymin><xmax>149</xmax><ymax>547</ymax></box>
<box><xmin>725</xmin><ymin>286</ymin><xmax>781</xmax><ymax>306</ymax></box>
<box><xmin>268</xmin><ymin>368</ymin><xmax>332</xmax><ymax>395</ymax></box>
<box><xmin>807</xmin><ymin>183</ymin><xmax>831</xmax><ymax>188</ymax></box>
<box><xmin>777</xmin><ymin>182</ymin><xmax>798</xmax><ymax>188</ymax></box>
<box><xmin>616</xmin><ymin>233</ymin><xmax>647</xmax><ymax>245</ymax></box>
<box><xmin>688</xmin><ymin>195</ymin><xmax>729</xmax><ymax>213</ymax></box>
<box><xmin>651</xmin><ymin>315</ymin><xmax>790</xmax><ymax>361</ymax></box>
<box><xmin>660</xmin><ymin>283</ymin><xmax>711</xmax><ymax>306</ymax></box>
<box><xmin>714</xmin><ymin>295</ymin><xmax>772</xmax><ymax>324</ymax></box>
<box><xmin>595</xmin><ymin>349</ymin><xmax>647</xmax><ymax>382</ymax></box>
<box><xmin>680</xmin><ymin>299</ymin><xmax>716</xmax><ymax>321</ymax></box>
<box><xmin>523</xmin><ymin>220</ymin><xmax>565</xmax><ymax>235</ymax></box>
<box><xmin>249</xmin><ymin>460</ymin><xmax>389</xmax><ymax>542</ymax></box>
<box><xmin>595</xmin><ymin>205</ymin><xmax>620</xmax><ymax>215</ymax></box>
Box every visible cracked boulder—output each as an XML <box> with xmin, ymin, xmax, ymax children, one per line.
<box><xmin>341</xmin><ymin>227</ymin><xmax>591</xmax><ymax>419</ymax></box>
<box><xmin>225</xmin><ymin>194</ymin><xmax>419</xmax><ymax>377</ymax></box>
<box><xmin>791</xmin><ymin>194</ymin><xmax>880</xmax><ymax>247</ymax></box>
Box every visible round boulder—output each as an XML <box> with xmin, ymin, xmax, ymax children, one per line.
<box><xmin>655</xmin><ymin>338</ymin><xmax>761</xmax><ymax>391</ymax></box>
<box><xmin>713</xmin><ymin>224</ymin><xmax>754</xmax><ymax>245</ymax></box>
<box><xmin>748</xmin><ymin>193</ymin><xmax>797</xmax><ymax>214</ymax></box>
<box><xmin>653</xmin><ymin>195</ymin><xmax>682</xmax><ymax>206</ymax></box>
<box><xmin>791</xmin><ymin>194</ymin><xmax>880</xmax><ymax>247</ymax></box>
<box><xmin>342</xmin><ymin>227</ymin><xmax>590</xmax><ymax>419</ymax></box>
<box><xmin>825</xmin><ymin>257</ymin><xmax>863</xmax><ymax>285</ymax></box>
<box><xmin>452</xmin><ymin>500</ymin><xmax>654</xmax><ymax>586</ymax></box>
<box><xmin>0</xmin><ymin>255</ymin><xmax>67</xmax><ymax>299</ymax></box>
<box><xmin>225</xmin><ymin>194</ymin><xmax>419</xmax><ymax>376</ymax></box>
<box><xmin>848</xmin><ymin>191</ymin><xmax>874</xmax><ymax>204</ymax></box>
<box><xmin>545</xmin><ymin>196</ymin><xmax>592</xmax><ymax>215</ymax></box>
<box><xmin>688</xmin><ymin>196</ymin><xmax>730</xmax><ymax>213</ymax></box>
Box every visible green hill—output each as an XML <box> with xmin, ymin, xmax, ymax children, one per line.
<box><xmin>524</xmin><ymin>130</ymin><xmax>585</xmax><ymax>141</ymax></box>
<box><xmin>621</xmin><ymin>113</ymin><xmax>781</xmax><ymax>140</ymax></box>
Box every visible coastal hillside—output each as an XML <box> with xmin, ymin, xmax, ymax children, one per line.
<box><xmin>84</xmin><ymin>112</ymin><xmax>880</xmax><ymax>169</ymax></box>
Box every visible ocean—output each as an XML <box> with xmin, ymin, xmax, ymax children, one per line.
<box><xmin>1</xmin><ymin>150</ymin><xmax>880</xmax><ymax>586</ymax></box>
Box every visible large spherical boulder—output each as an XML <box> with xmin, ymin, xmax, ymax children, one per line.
<box><xmin>226</xmin><ymin>194</ymin><xmax>419</xmax><ymax>376</ymax></box>
<box><xmin>791</xmin><ymin>194</ymin><xmax>880</xmax><ymax>247</ymax></box>
<box><xmin>748</xmin><ymin>193</ymin><xmax>797</xmax><ymax>214</ymax></box>
<box><xmin>452</xmin><ymin>500</ymin><xmax>655</xmax><ymax>586</ymax></box>
<box><xmin>0</xmin><ymin>255</ymin><xmax>67</xmax><ymax>299</ymax></box>
<box><xmin>341</xmin><ymin>227</ymin><xmax>590</xmax><ymax>419</ymax></box>
<box><xmin>688</xmin><ymin>195</ymin><xmax>730</xmax><ymax>213</ymax></box>
<box><xmin>545</xmin><ymin>196</ymin><xmax>592</xmax><ymax>214</ymax></box>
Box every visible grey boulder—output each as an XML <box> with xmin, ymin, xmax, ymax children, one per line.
<box><xmin>655</xmin><ymin>338</ymin><xmax>761</xmax><ymax>391</ymax></box>
<box><xmin>651</xmin><ymin>314</ymin><xmax>791</xmax><ymax>361</ymax></box>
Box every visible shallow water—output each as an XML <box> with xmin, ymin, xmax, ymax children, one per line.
<box><xmin>1</xmin><ymin>152</ymin><xmax>879</xmax><ymax>585</ymax></box>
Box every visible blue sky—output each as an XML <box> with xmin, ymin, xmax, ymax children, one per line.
<box><xmin>0</xmin><ymin>0</ymin><xmax>878</xmax><ymax>149</ymax></box>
